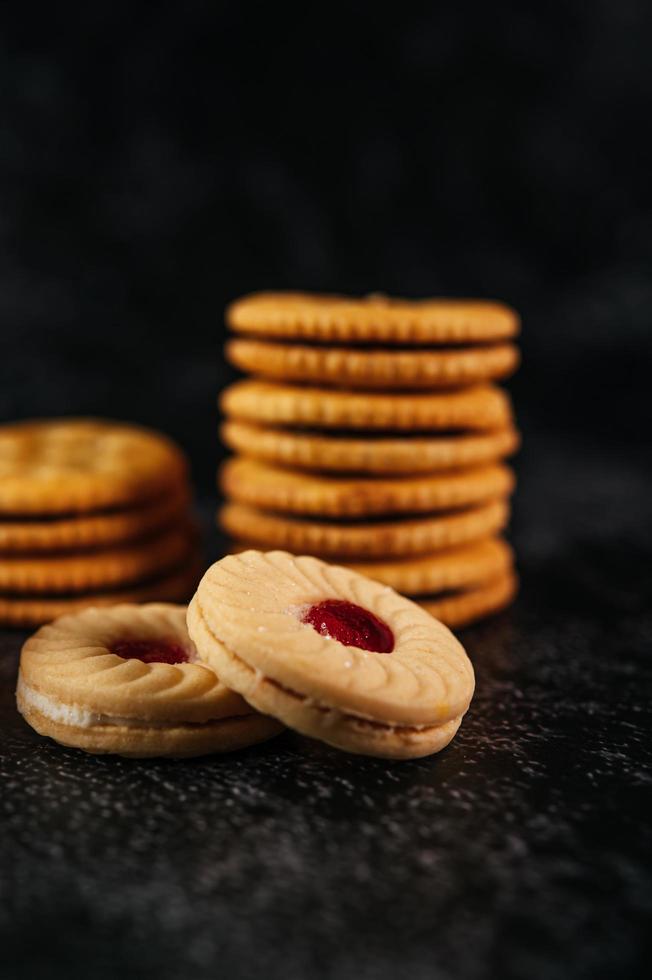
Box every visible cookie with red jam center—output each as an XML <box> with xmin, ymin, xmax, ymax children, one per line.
<box><xmin>16</xmin><ymin>603</ymin><xmax>282</xmax><ymax>757</ymax></box>
<box><xmin>187</xmin><ymin>550</ymin><xmax>475</xmax><ymax>760</ymax></box>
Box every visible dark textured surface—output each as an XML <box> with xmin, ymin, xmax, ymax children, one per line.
<box><xmin>1</xmin><ymin>442</ymin><xmax>651</xmax><ymax>980</ymax></box>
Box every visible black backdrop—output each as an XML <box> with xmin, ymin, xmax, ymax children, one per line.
<box><xmin>1</xmin><ymin>0</ymin><xmax>651</xmax><ymax>494</ymax></box>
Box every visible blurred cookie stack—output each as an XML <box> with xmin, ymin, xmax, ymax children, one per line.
<box><xmin>0</xmin><ymin>419</ymin><xmax>200</xmax><ymax>627</ymax></box>
<box><xmin>219</xmin><ymin>292</ymin><xmax>520</xmax><ymax>629</ymax></box>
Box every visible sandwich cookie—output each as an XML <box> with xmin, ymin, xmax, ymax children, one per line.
<box><xmin>220</xmin><ymin>420</ymin><xmax>519</xmax><ymax>475</ymax></box>
<box><xmin>227</xmin><ymin>292</ymin><xmax>519</xmax><ymax>344</ymax></box>
<box><xmin>219</xmin><ymin>499</ymin><xmax>510</xmax><ymax>558</ymax></box>
<box><xmin>187</xmin><ymin>550</ymin><xmax>475</xmax><ymax>760</ymax></box>
<box><xmin>220</xmin><ymin>457</ymin><xmax>515</xmax><ymax>518</ymax></box>
<box><xmin>0</xmin><ymin>418</ymin><xmax>187</xmax><ymax>515</ymax></box>
<box><xmin>17</xmin><ymin>603</ymin><xmax>283</xmax><ymax>757</ymax></box>
<box><xmin>221</xmin><ymin>380</ymin><xmax>513</xmax><ymax>432</ymax></box>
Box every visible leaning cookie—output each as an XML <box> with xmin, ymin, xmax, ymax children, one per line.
<box><xmin>188</xmin><ymin>550</ymin><xmax>475</xmax><ymax>760</ymax></box>
<box><xmin>17</xmin><ymin>604</ymin><xmax>283</xmax><ymax>757</ymax></box>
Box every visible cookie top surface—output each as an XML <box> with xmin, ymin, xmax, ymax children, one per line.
<box><xmin>19</xmin><ymin>603</ymin><xmax>250</xmax><ymax>723</ymax></box>
<box><xmin>0</xmin><ymin>419</ymin><xmax>188</xmax><ymax>515</ymax></box>
<box><xmin>227</xmin><ymin>292</ymin><xmax>519</xmax><ymax>344</ymax></box>
<box><xmin>190</xmin><ymin>550</ymin><xmax>475</xmax><ymax>727</ymax></box>
<box><xmin>221</xmin><ymin>380</ymin><xmax>513</xmax><ymax>431</ymax></box>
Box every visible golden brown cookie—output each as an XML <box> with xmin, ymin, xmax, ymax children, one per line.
<box><xmin>226</xmin><ymin>337</ymin><xmax>520</xmax><ymax>389</ymax></box>
<box><xmin>227</xmin><ymin>292</ymin><xmax>519</xmax><ymax>344</ymax></box>
<box><xmin>0</xmin><ymin>525</ymin><xmax>192</xmax><ymax>594</ymax></box>
<box><xmin>0</xmin><ymin>559</ymin><xmax>202</xmax><ymax>628</ymax></box>
<box><xmin>347</xmin><ymin>538</ymin><xmax>513</xmax><ymax>596</ymax></box>
<box><xmin>419</xmin><ymin>571</ymin><xmax>518</xmax><ymax>629</ymax></box>
<box><xmin>220</xmin><ymin>457</ymin><xmax>515</xmax><ymax>518</ymax></box>
<box><xmin>0</xmin><ymin>418</ymin><xmax>188</xmax><ymax>515</ymax></box>
<box><xmin>220</xmin><ymin>420</ymin><xmax>519</xmax><ymax>474</ymax></box>
<box><xmin>188</xmin><ymin>550</ymin><xmax>475</xmax><ymax>759</ymax></box>
<box><xmin>0</xmin><ymin>485</ymin><xmax>190</xmax><ymax>553</ymax></box>
<box><xmin>17</xmin><ymin>603</ymin><xmax>282</xmax><ymax>756</ymax></box>
<box><xmin>219</xmin><ymin>499</ymin><xmax>510</xmax><ymax>558</ymax></box>
<box><xmin>221</xmin><ymin>380</ymin><xmax>513</xmax><ymax>432</ymax></box>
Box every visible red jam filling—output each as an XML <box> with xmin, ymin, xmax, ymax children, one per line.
<box><xmin>301</xmin><ymin>599</ymin><xmax>394</xmax><ymax>653</ymax></box>
<box><xmin>111</xmin><ymin>639</ymin><xmax>189</xmax><ymax>665</ymax></box>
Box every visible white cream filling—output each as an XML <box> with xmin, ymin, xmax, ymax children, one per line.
<box><xmin>16</xmin><ymin>677</ymin><xmax>191</xmax><ymax>730</ymax></box>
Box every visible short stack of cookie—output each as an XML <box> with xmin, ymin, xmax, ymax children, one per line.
<box><xmin>0</xmin><ymin>419</ymin><xmax>201</xmax><ymax>627</ymax></box>
<box><xmin>218</xmin><ymin>292</ymin><xmax>520</xmax><ymax>628</ymax></box>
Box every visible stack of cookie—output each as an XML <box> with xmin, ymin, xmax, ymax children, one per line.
<box><xmin>218</xmin><ymin>292</ymin><xmax>520</xmax><ymax>629</ymax></box>
<box><xmin>0</xmin><ymin>419</ymin><xmax>200</xmax><ymax>627</ymax></box>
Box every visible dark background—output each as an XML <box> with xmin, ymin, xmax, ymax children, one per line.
<box><xmin>1</xmin><ymin>0</ymin><xmax>651</xmax><ymax>493</ymax></box>
<box><xmin>1</xmin><ymin>4</ymin><xmax>651</xmax><ymax>980</ymax></box>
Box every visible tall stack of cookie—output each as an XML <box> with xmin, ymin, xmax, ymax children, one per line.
<box><xmin>218</xmin><ymin>292</ymin><xmax>520</xmax><ymax>629</ymax></box>
<box><xmin>0</xmin><ymin>419</ymin><xmax>200</xmax><ymax>627</ymax></box>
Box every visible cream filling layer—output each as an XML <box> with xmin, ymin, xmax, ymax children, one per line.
<box><xmin>16</xmin><ymin>677</ymin><xmax>212</xmax><ymax>731</ymax></box>
<box><xmin>195</xmin><ymin>607</ymin><xmax>462</xmax><ymax>735</ymax></box>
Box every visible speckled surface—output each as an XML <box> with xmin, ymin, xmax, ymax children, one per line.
<box><xmin>1</xmin><ymin>445</ymin><xmax>651</xmax><ymax>980</ymax></box>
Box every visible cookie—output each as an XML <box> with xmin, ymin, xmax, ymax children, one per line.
<box><xmin>0</xmin><ymin>525</ymin><xmax>193</xmax><ymax>594</ymax></box>
<box><xmin>221</xmin><ymin>380</ymin><xmax>513</xmax><ymax>432</ymax></box>
<box><xmin>17</xmin><ymin>603</ymin><xmax>282</xmax><ymax>757</ymax></box>
<box><xmin>226</xmin><ymin>338</ymin><xmax>520</xmax><ymax>389</ymax></box>
<box><xmin>419</xmin><ymin>571</ymin><xmax>518</xmax><ymax>629</ymax></box>
<box><xmin>0</xmin><ymin>485</ymin><xmax>189</xmax><ymax>553</ymax></box>
<box><xmin>347</xmin><ymin>538</ymin><xmax>513</xmax><ymax>596</ymax></box>
<box><xmin>227</xmin><ymin>292</ymin><xmax>519</xmax><ymax>344</ymax></box>
<box><xmin>219</xmin><ymin>499</ymin><xmax>510</xmax><ymax>558</ymax></box>
<box><xmin>188</xmin><ymin>550</ymin><xmax>475</xmax><ymax>760</ymax></box>
<box><xmin>0</xmin><ymin>419</ymin><xmax>188</xmax><ymax>515</ymax></box>
<box><xmin>220</xmin><ymin>457</ymin><xmax>515</xmax><ymax>518</ymax></box>
<box><xmin>220</xmin><ymin>420</ymin><xmax>519</xmax><ymax>475</ymax></box>
<box><xmin>0</xmin><ymin>559</ymin><xmax>201</xmax><ymax>628</ymax></box>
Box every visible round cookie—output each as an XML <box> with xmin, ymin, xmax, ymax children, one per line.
<box><xmin>220</xmin><ymin>420</ymin><xmax>519</xmax><ymax>475</ymax></box>
<box><xmin>347</xmin><ymin>538</ymin><xmax>513</xmax><ymax>596</ymax></box>
<box><xmin>0</xmin><ymin>559</ymin><xmax>201</xmax><ymax>628</ymax></box>
<box><xmin>187</xmin><ymin>550</ymin><xmax>475</xmax><ymax>760</ymax></box>
<box><xmin>0</xmin><ymin>525</ymin><xmax>192</xmax><ymax>594</ymax></box>
<box><xmin>0</xmin><ymin>419</ymin><xmax>188</xmax><ymax>515</ymax></box>
<box><xmin>219</xmin><ymin>499</ymin><xmax>510</xmax><ymax>558</ymax></box>
<box><xmin>221</xmin><ymin>380</ymin><xmax>513</xmax><ymax>432</ymax></box>
<box><xmin>419</xmin><ymin>571</ymin><xmax>518</xmax><ymax>629</ymax></box>
<box><xmin>226</xmin><ymin>338</ymin><xmax>520</xmax><ymax>389</ymax></box>
<box><xmin>17</xmin><ymin>604</ymin><xmax>282</xmax><ymax>757</ymax></box>
<box><xmin>0</xmin><ymin>485</ymin><xmax>189</xmax><ymax>553</ymax></box>
<box><xmin>220</xmin><ymin>457</ymin><xmax>515</xmax><ymax>518</ymax></box>
<box><xmin>227</xmin><ymin>292</ymin><xmax>519</xmax><ymax>344</ymax></box>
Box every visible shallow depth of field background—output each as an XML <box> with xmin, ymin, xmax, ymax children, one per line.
<box><xmin>1</xmin><ymin>1</ymin><xmax>650</xmax><ymax>519</ymax></box>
